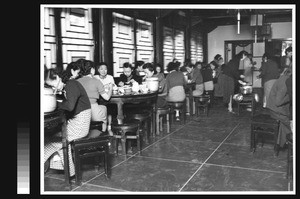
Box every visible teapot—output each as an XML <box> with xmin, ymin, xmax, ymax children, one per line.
<box><xmin>145</xmin><ymin>77</ymin><xmax>159</xmax><ymax>92</ymax></box>
<box><xmin>43</xmin><ymin>87</ymin><xmax>57</xmax><ymax>112</ymax></box>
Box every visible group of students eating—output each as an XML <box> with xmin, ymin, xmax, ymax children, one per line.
<box><xmin>43</xmin><ymin>46</ymin><xmax>292</xmax><ymax>177</ymax></box>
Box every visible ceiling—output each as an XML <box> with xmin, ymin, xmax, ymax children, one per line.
<box><xmin>113</xmin><ymin>8</ymin><xmax>292</xmax><ymax>32</ymax></box>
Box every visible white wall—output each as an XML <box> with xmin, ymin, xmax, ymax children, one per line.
<box><xmin>207</xmin><ymin>22</ymin><xmax>292</xmax><ymax>63</ymax></box>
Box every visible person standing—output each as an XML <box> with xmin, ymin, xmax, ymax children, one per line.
<box><xmin>280</xmin><ymin>46</ymin><xmax>292</xmax><ymax>72</ymax></box>
<box><xmin>211</xmin><ymin>54</ymin><xmax>224</xmax><ymax>98</ymax></box>
<box><xmin>266</xmin><ymin>66</ymin><xmax>292</xmax><ymax>148</ymax></box>
<box><xmin>257</xmin><ymin>53</ymin><xmax>280</xmax><ymax>108</ymax></box>
<box><xmin>222</xmin><ymin>51</ymin><xmax>247</xmax><ymax>113</ymax></box>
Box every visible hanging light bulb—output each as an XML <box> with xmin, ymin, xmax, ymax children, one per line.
<box><xmin>237</xmin><ymin>10</ymin><xmax>240</xmax><ymax>34</ymax></box>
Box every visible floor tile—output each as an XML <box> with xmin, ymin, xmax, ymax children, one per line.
<box><xmin>140</xmin><ymin>138</ymin><xmax>220</xmax><ymax>163</ymax></box>
<box><xmin>86</xmin><ymin>156</ymin><xmax>200</xmax><ymax>192</ymax></box>
<box><xmin>181</xmin><ymin>164</ymin><xmax>288</xmax><ymax>192</ymax></box>
<box><xmin>170</xmin><ymin>125</ymin><xmax>233</xmax><ymax>143</ymax></box>
<box><xmin>206</xmin><ymin>143</ymin><xmax>287</xmax><ymax>172</ymax></box>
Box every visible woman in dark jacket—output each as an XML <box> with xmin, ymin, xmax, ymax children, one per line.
<box><xmin>44</xmin><ymin>63</ymin><xmax>91</xmax><ymax>176</ymax></box>
<box><xmin>222</xmin><ymin>51</ymin><xmax>247</xmax><ymax>113</ymax></box>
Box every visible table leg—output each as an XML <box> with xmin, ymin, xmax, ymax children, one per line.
<box><xmin>116</xmin><ymin>102</ymin><xmax>124</xmax><ymax>124</ymax></box>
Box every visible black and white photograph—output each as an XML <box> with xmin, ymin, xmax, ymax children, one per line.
<box><xmin>39</xmin><ymin>4</ymin><xmax>295</xmax><ymax>195</ymax></box>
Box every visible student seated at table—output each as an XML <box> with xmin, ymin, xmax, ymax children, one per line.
<box><xmin>134</xmin><ymin>60</ymin><xmax>146</xmax><ymax>79</ymax></box>
<box><xmin>44</xmin><ymin>64</ymin><xmax>91</xmax><ymax>176</ymax></box>
<box><xmin>201</xmin><ymin>63</ymin><xmax>214</xmax><ymax>93</ymax></box>
<box><xmin>118</xmin><ymin>62</ymin><xmax>142</xmax><ymax>86</ymax></box>
<box><xmin>185</xmin><ymin>63</ymin><xmax>204</xmax><ymax>96</ymax></box>
<box><xmin>154</xmin><ymin>63</ymin><xmax>165</xmax><ymax>80</ymax></box>
<box><xmin>165</xmin><ymin>61</ymin><xmax>186</xmax><ymax>118</ymax></box>
<box><xmin>93</xmin><ymin>62</ymin><xmax>116</xmax><ymax>136</ymax></box>
<box><xmin>143</xmin><ymin>63</ymin><xmax>168</xmax><ymax>108</ymax></box>
<box><xmin>77</xmin><ymin>59</ymin><xmax>113</xmax><ymax>133</ymax></box>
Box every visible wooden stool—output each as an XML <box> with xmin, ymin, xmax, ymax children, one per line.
<box><xmin>72</xmin><ymin>134</ymin><xmax>111</xmax><ymax>185</ymax></box>
<box><xmin>204</xmin><ymin>90</ymin><xmax>214</xmax><ymax>107</ymax></box>
<box><xmin>125</xmin><ymin>110</ymin><xmax>152</xmax><ymax>144</ymax></box>
<box><xmin>193</xmin><ymin>95</ymin><xmax>210</xmax><ymax>117</ymax></box>
<box><xmin>156</xmin><ymin>106</ymin><xmax>170</xmax><ymax>135</ymax></box>
<box><xmin>237</xmin><ymin>93</ymin><xmax>255</xmax><ymax>117</ymax></box>
<box><xmin>167</xmin><ymin>101</ymin><xmax>186</xmax><ymax>125</ymax></box>
<box><xmin>111</xmin><ymin>119</ymin><xmax>141</xmax><ymax>159</ymax></box>
<box><xmin>250</xmin><ymin>114</ymin><xmax>280</xmax><ymax>156</ymax></box>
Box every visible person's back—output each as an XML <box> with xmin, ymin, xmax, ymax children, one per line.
<box><xmin>77</xmin><ymin>76</ymin><xmax>106</xmax><ymax>104</ymax></box>
<box><xmin>166</xmin><ymin>70</ymin><xmax>186</xmax><ymax>102</ymax></box>
<box><xmin>266</xmin><ymin>73</ymin><xmax>291</xmax><ymax>117</ymax></box>
<box><xmin>261</xmin><ymin>59</ymin><xmax>280</xmax><ymax>83</ymax></box>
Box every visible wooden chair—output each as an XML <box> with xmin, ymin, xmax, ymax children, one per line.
<box><xmin>250</xmin><ymin>114</ymin><xmax>280</xmax><ymax>156</ymax></box>
<box><xmin>237</xmin><ymin>93</ymin><xmax>255</xmax><ymax>117</ymax></box>
<box><xmin>111</xmin><ymin>119</ymin><xmax>142</xmax><ymax>159</ymax></box>
<box><xmin>204</xmin><ymin>90</ymin><xmax>214</xmax><ymax>107</ymax></box>
<box><xmin>193</xmin><ymin>95</ymin><xmax>210</xmax><ymax>117</ymax></box>
<box><xmin>167</xmin><ymin>100</ymin><xmax>186</xmax><ymax>125</ymax></box>
<box><xmin>72</xmin><ymin>130</ymin><xmax>111</xmax><ymax>185</ymax></box>
<box><xmin>156</xmin><ymin>106</ymin><xmax>171</xmax><ymax>135</ymax></box>
<box><xmin>125</xmin><ymin>110</ymin><xmax>152</xmax><ymax>144</ymax></box>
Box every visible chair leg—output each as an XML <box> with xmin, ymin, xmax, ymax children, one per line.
<box><xmin>73</xmin><ymin>148</ymin><xmax>82</xmax><ymax>185</ymax></box>
<box><xmin>183</xmin><ymin>106</ymin><xmax>186</xmax><ymax>124</ymax></box>
<box><xmin>115</xmin><ymin>137</ymin><xmax>119</xmax><ymax>156</ymax></box>
<box><xmin>136</xmin><ymin>127</ymin><xmax>141</xmax><ymax>155</ymax></box>
<box><xmin>156</xmin><ymin>113</ymin><xmax>160</xmax><ymax>136</ymax></box>
<box><xmin>120</xmin><ymin>131</ymin><xmax>127</xmax><ymax>159</ymax></box>
<box><xmin>250</xmin><ymin>125</ymin><xmax>255</xmax><ymax>153</ymax></box>
<box><xmin>166</xmin><ymin>113</ymin><xmax>170</xmax><ymax>133</ymax></box>
<box><xmin>195</xmin><ymin>101</ymin><xmax>199</xmax><ymax>117</ymax></box>
<box><xmin>147</xmin><ymin>118</ymin><xmax>151</xmax><ymax>143</ymax></box>
<box><xmin>159</xmin><ymin>117</ymin><xmax>163</xmax><ymax>131</ymax></box>
<box><xmin>104</xmin><ymin>144</ymin><xmax>111</xmax><ymax>179</ymax></box>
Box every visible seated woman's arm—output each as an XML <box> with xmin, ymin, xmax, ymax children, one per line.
<box><xmin>58</xmin><ymin>81</ymin><xmax>78</xmax><ymax>111</ymax></box>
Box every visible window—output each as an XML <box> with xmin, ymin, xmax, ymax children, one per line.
<box><xmin>112</xmin><ymin>12</ymin><xmax>154</xmax><ymax>77</ymax></box>
<box><xmin>163</xmin><ymin>26</ymin><xmax>185</xmax><ymax>70</ymax></box>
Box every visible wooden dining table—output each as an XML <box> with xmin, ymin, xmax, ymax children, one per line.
<box><xmin>101</xmin><ymin>91</ymin><xmax>158</xmax><ymax>139</ymax></box>
<box><xmin>44</xmin><ymin>109</ymin><xmax>71</xmax><ymax>190</ymax></box>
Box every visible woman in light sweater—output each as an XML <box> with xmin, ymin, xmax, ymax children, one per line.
<box><xmin>76</xmin><ymin>59</ymin><xmax>113</xmax><ymax>133</ymax></box>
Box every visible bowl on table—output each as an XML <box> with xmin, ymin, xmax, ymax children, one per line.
<box><xmin>123</xmin><ymin>86</ymin><xmax>132</xmax><ymax>95</ymax></box>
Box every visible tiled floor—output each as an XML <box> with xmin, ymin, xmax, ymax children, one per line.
<box><xmin>44</xmin><ymin>99</ymin><xmax>294</xmax><ymax>194</ymax></box>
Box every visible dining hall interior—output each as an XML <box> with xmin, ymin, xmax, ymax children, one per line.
<box><xmin>40</xmin><ymin>4</ymin><xmax>295</xmax><ymax>194</ymax></box>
